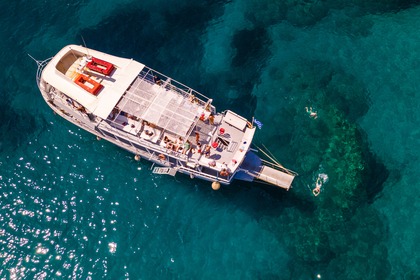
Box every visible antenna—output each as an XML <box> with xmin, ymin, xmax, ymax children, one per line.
<box><xmin>27</xmin><ymin>54</ymin><xmax>42</xmax><ymax>67</ymax></box>
<box><xmin>80</xmin><ymin>35</ymin><xmax>91</xmax><ymax>59</ymax></box>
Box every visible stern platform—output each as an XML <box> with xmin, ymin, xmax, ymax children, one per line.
<box><xmin>236</xmin><ymin>151</ymin><xmax>296</xmax><ymax>190</ymax></box>
<box><xmin>256</xmin><ymin>165</ymin><xmax>295</xmax><ymax>190</ymax></box>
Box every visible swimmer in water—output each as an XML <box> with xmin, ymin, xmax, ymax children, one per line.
<box><xmin>305</xmin><ymin>106</ymin><xmax>318</xmax><ymax>119</ymax></box>
<box><xmin>313</xmin><ymin>177</ymin><xmax>322</xmax><ymax>196</ymax></box>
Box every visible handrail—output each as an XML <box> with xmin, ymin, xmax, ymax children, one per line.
<box><xmin>260</xmin><ymin>159</ymin><xmax>298</xmax><ymax>176</ymax></box>
<box><xmin>28</xmin><ymin>55</ymin><xmax>52</xmax><ymax>87</ymax></box>
<box><xmin>177</xmin><ymin>165</ymin><xmax>230</xmax><ymax>183</ymax></box>
<box><xmin>139</xmin><ymin>65</ymin><xmax>214</xmax><ymax>106</ymax></box>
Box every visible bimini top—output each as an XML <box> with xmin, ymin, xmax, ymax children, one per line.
<box><xmin>41</xmin><ymin>44</ymin><xmax>144</xmax><ymax>119</ymax></box>
<box><xmin>115</xmin><ymin>72</ymin><xmax>211</xmax><ymax>137</ymax></box>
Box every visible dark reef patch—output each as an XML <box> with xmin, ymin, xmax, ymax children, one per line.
<box><xmin>243</xmin><ymin>0</ymin><xmax>419</xmax><ymax>30</ymax></box>
<box><xmin>231</xmin><ymin>27</ymin><xmax>270</xmax><ymax>68</ymax></box>
<box><xmin>256</xmin><ymin>59</ymin><xmax>391</xmax><ymax>277</ymax></box>
<box><xmin>212</xmin><ymin>26</ymin><xmax>272</xmax><ymax>117</ymax></box>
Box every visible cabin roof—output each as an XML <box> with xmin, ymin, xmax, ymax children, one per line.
<box><xmin>41</xmin><ymin>44</ymin><xmax>144</xmax><ymax>119</ymax></box>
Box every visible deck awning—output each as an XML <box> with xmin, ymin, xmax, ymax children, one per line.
<box><xmin>119</xmin><ymin>77</ymin><xmax>202</xmax><ymax>137</ymax></box>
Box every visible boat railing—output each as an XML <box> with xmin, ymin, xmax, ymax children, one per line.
<box><xmin>96</xmin><ymin>120</ymin><xmax>231</xmax><ymax>182</ymax></box>
<box><xmin>98</xmin><ymin>121</ymin><xmax>151</xmax><ymax>147</ymax></box>
<box><xmin>251</xmin><ymin>144</ymin><xmax>298</xmax><ymax>177</ymax></box>
<box><xmin>177</xmin><ymin>165</ymin><xmax>230</xmax><ymax>184</ymax></box>
<box><xmin>139</xmin><ymin>66</ymin><xmax>212</xmax><ymax>106</ymax></box>
<box><xmin>260</xmin><ymin>158</ymin><xmax>298</xmax><ymax>176</ymax></box>
<box><xmin>97</xmin><ymin>122</ymin><xmax>171</xmax><ymax>162</ymax></box>
<box><xmin>29</xmin><ymin>55</ymin><xmax>52</xmax><ymax>87</ymax></box>
<box><xmin>51</xmin><ymin>90</ymin><xmax>94</xmax><ymax>123</ymax></box>
<box><xmin>97</xmin><ymin>120</ymin><xmax>189</xmax><ymax>161</ymax></box>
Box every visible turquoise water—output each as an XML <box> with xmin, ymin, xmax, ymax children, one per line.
<box><xmin>1</xmin><ymin>0</ymin><xmax>419</xmax><ymax>279</ymax></box>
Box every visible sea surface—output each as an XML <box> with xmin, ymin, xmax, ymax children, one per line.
<box><xmin>0</xmin><ymin>0</ymin><xmax>419</xmax><ymax>279</ymax></box>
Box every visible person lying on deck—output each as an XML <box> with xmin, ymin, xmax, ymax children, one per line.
<box><xmin>204</xmin><ymin>145</ymin><xmax>211</xmax><ymax>158</ymax></box>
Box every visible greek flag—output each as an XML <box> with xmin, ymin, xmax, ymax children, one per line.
<box><xmin>253</xmin><ymin>118</ymin><xmax>263</xmax><ymax>129</ymax></box>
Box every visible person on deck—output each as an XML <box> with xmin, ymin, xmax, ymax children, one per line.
<box><xmin>153</xmin><ymin>75</ymin><xmax>162</xmax><ymax>85</ymax></box>
<box><xmin>182</xmin><ymin>140</ymin><xmax>191</xmax><ymax>155</ymax></box>
<box><xmin>220</xmin><ymin>168</ymin><xmax>229</xmax><ymax>177</ymax></box>
<box><xmin>208</xmin><ymin>113</ymin><xmax>215</xmax><ymax>125</ymax></box>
